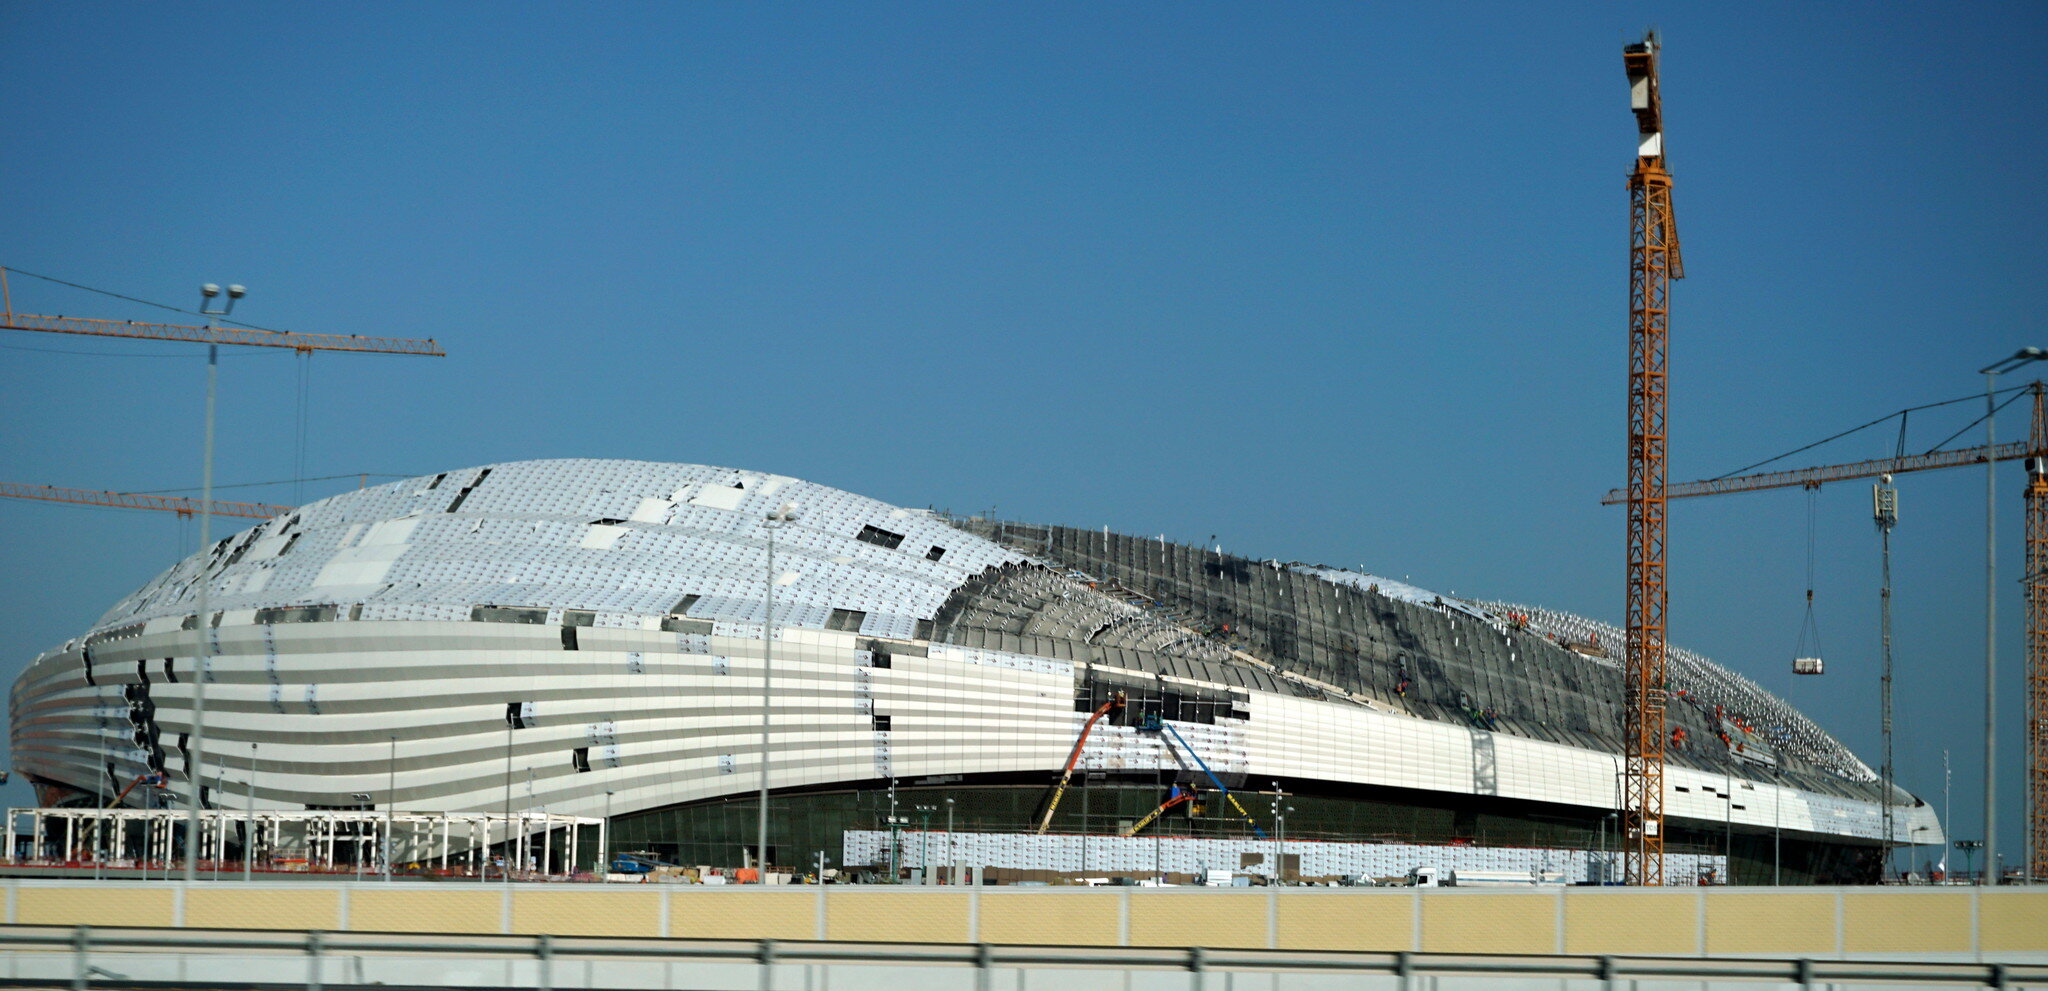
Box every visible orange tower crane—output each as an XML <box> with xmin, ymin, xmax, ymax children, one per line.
<box><xmin>1622</xmin><ymin>31</ymin><xmax>1683</xmax><ymax>886</ymax></box>
<box><xmin>1604</xmin><ymin>382</ymin><xmax>2048</xmax><ymax>882</ymax></box>
<box><xmin>0</xmin><ymin>482</ymin><xmax>293</xmax><ymax>520</ymax></box>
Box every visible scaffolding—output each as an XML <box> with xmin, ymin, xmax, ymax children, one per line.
<box><xmin>3</xmin><ymin>808</ymin><xmax>603</xmax><ymax>878</ymax></box>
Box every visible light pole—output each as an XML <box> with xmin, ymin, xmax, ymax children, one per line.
<box><xmin>887</xmin><ymin>777</ymin><xmax>900</xmax><ymax>883</ymax></box>
<box><xmin>350</xmin><ymin>792</ymin><xmax>370</xmax><ymax>881</ymax></box>
<box><xmin>95</xmin><ymin>731</ymin><xmax>105</xmax><ymax>881</ymax></box>
<box><xmin>758</xmin><ymin>502</ymin><xmax>799</xmax><ymax>877</ymax></box>
<box><xmin>916</xmin><ymin>804</ymin><xmax>936</xmax><ymax>884</ymax></box>
<box><xmin>604</xmin><ymin>790</ymin><xmax>614</xmax><ymax>873</ymax></box>
<box><xmin>1270</xmin><ymin>782</ymin><xmax>1285</xmax><ymax>884</ymax></box>
<box><xmin>502</xmin><ymin>716</ymin><xmax>513</xmax><ymax>884</ymax></box>
<box><xmin>1945</xmin><ymin>749</ymin><xmax>1953</xmax><ymax>880</ymax></box>
<box><xmin>183</xmin><ymin>281</ymin><xmax>243</xmax><ymax>883</ymax></box>
<box><xmin>1978</xmin><ymin>347</ymin><xmax>2046</xmax><ymax>883</ymax></box>
<box><xmin>945</xmin><ymin>797</ymin><xmax>955</xmax><ymax>884</ymax></box>
<box><xmin>385</xmin><ymin>736</ymin><xmax>396</xmax><ymax>881</ymax></box>
<box><xmin>1724</xmin><ymin>771</ymin><xmax>1734</xmax><ymax>885</ymax></box>
<box><xmin>244</xmin><ymin>742</ymin><xmax>257</xmax><ymax>882</ymax></box>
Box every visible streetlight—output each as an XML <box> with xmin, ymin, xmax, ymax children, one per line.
<box><xmin>349</xmin><ymin>793</ymin><xmax>371</xmax><ymax>881</ymax></box>
<box><xmin>887</xmin><ymin>777</ymin><xmax>900</xmax><ymax>883</ymax></box>
<box><xmin>1773</xmin><ymin>778</ymin><xmax>1782</xmax><ymax>886</ymax></box>
<box><xmin>1978</xmin><ymin>346</ymin><xmax>2046</xmax><ymax>883</ymax></box>
<box><xmin>604</xmin><ymin>790</ymin><xmax>615</xmax><ymax>874</ymax></box>
<box><xmin>182</xmin><ymin>281</ymin><xmax>244</xmax><ymax>883</ymax></box>
<box><xmin>501</xmin><ymin>714</ymin><xmax>514</xmax><ymax>884</ymax></box>
<box><xmin>1270</xmin><ymin>782</ymin><xmax>1286</xmax><ymax>884</ymax></box>
<box><xmin>384</xmin><ymin>736</ymin><xmax>396</xmax><ymax>882</ymax></box>
<box><xmin>916</xmin><ymin>804</ymin><xmax>936</xmax><ymax>884</ymax></box>
<box><xmin>95</xmin><ymin>731</ymin><xmax>105</xmax><ymax>881</ymax></box>
<box><xmin>244</xmin><ymin>742</ymin><xmax>257</xmax><ymax>883</ymax></box>
<box><xmin>1944</xmin><ymin>749</ymin><xmax>1953</xmax><ymax>881</ymax></box>
<box><xmin>1724</xmin><ymin>772</ymin><xmax>1734</xmax><ymax>885</ymax></box>
<box><xmin>757</xmin><ymin>501</ymin><xmax>799</xmax><ymax>878</ymax></box>
<box><xmin>945</xmin><ymin>797</ymin><xmax>955</xmax><ymax>885</ymax></box>
<box><xmin>1958</xmin><ymin>839</ymin><xmax>1984</xmax><ymax>883</ymax></box>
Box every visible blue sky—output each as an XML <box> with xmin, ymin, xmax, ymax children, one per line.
<box><xmin>4</xmin><ymin>1</ymin><xmax>2045</xmax><ymax>871</ymax></box>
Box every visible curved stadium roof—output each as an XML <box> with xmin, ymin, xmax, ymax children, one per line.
<box><xmin>12</xmin><ymin>459</ymin><xmax>1914</xmax><ymax>848</ymax></box>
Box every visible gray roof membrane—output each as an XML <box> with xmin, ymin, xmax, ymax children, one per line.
<box><xmin>940</xmin><ymin>517</ymin><xmax>1895</xmax><ymax>806</ymax></box>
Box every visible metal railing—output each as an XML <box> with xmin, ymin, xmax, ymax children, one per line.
<box><xmin>13</xmin><ymin>925</ymin><xmax>2045</xmax><ymax>991</ymax></box>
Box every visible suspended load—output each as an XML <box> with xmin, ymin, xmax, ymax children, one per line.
<box><xmin>1792</xmin><ymin>491</ymin><xmax>1825</xmax><ymax>675</ymax></box>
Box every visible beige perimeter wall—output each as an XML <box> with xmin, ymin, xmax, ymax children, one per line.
<box><xmin>8</xmin><ymin>881</ymin><xmax>2045</xmax><ymax>957</ymax></box>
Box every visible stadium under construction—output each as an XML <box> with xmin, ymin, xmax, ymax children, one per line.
<box><xmin>6</xmin><ymin>460</ymin><xmax>1935</xmax><ymax>884</ymax></box>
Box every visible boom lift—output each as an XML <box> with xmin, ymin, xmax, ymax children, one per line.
<box><xmin>1150</xmin><ymin>718</ymin><xmax>1266</xmax><ymax>839</ymax></box>
<box><xmin>1123</xmin><ymin>785</ymin><xmax>1197</xmax><ymax>837</ymax></box>
<box><xmin>1036</xmin><ymin>693</ymin><xmax>1124</xmax><ymax>833</ymax></box>
<box><xmin>113</xmin><ymin>772</ymin><xmax>168</xmax><ymax>808</ymax></box>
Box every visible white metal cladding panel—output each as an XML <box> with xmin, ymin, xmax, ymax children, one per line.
<box><xmin>18</xmin><ymin>619</ymin><xmax>1095</xmax><ymax>829</ymax></box>
<box><xmin>843</xmin><ymin>829</ymin><xmax>1729</xmax><ymax>883</ymax></box>
<box><xmin>1237</xmin><ymin>692</ymin><xmax>1905</xmax><ymax>843</ymax></box>
<box><xmin>84</xmin><ymin>459</ymin><xmax>1028</xmax><ymax>640</ymax></box>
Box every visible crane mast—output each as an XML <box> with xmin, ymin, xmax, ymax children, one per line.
<box><xmin>2029</xmin><ymin>387</ymin><xmax>2048</xmax><ymax>883</ymax></box>
<box><xmin>1623</xmin><ymin>31</ymin><xmax>1682</xmax><ymax>887</ymax></box>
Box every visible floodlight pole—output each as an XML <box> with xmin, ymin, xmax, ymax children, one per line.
<box><xmin>385</xmin><ymin>736</ymin><xmax>395</xmax><ymax>881</ymax></box>
<box><xmin>181</xmin><ymin>341</ymin><xmax>215</xmax><ymax>882</ymax></box>
<box><xmin>244</xmin><ymin>742</ymin><xmax>256</xmax><ymax>882</ymax></box>
<box><xmin>181</xmin><ymin>285</ymin><xmax>239</xmax><ymax>883</ymax></box>
<box><xmin>95</xmin><ymin>733</ymin><xmax>105</xmax><ymax>881</ymax></box>
<box><xmin>758</xmin><ymin>503</ymin><xmax>798</xmax><ymax>878</ymax></box>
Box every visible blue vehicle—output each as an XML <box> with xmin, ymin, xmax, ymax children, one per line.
<box><xmin>609</xmin><ymin>850</ymin><xmax>677</xmax><ymax>875</ymax></box>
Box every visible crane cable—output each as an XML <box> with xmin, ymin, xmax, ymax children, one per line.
<box><xmin>1794</xmin><ymin>487</ymin><xmax>1825</xmax><ymax>665</ymax></box>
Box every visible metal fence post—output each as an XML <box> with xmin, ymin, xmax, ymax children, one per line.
<box><xmin>758</xmin><ymin>938</ymin><xmax>777</xmax><ymax>991</ymax></box>
<box><xmin>1598</xmin><ymin>954</ymin><xmax>1615</xmax><ymax>991</ymax></box>
<box><xmin>975</xmin><ymin>942</ymin><xmax>993</xmax><ymax>991</ymax></box>
<box><xmin>536</xmin><ymin>933</ymin><xmax>553</xmax><ymax>991</ymax></box>
<box><xmin>1796</xmin><ymin>957</ymin><xmax>1813</xmax><ymax>990</ymax></box>
<box><xmin>1991</xmin><ymin>962</ymin><xmax>2009</xmax><ymax>990</ymax></box>
<box><xmin>71</xmin><ymin>925</ymin><xmax>89</xmax><ymax>991</ymax></box>
<box><xmin>305</xmin><ymin>929</ymin><xmax>323</xmax><ymax>991</ymax></box>
<box><xmin>1395</xmin><ymin>950</ymin><xmax>1413</xmax><ymax>991</ymax></box>
<box><xmin>1187</xmin><ymin>945</ymin><xmax>1206</xmax><ymax>991</ymax></box>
